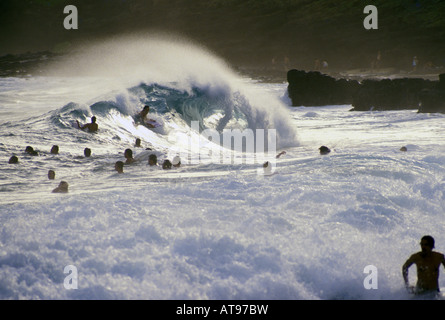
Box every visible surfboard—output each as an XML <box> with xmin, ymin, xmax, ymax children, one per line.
<box><xmin>146</xmin><ymin>120</ymin><xmax>162</xmax><ymax>128</ymax></box>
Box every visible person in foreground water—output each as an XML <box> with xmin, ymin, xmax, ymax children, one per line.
<box><xmin>402</xmin><ymin>235</ymin><xmax>445</xmax><ymax>295</ymax></box>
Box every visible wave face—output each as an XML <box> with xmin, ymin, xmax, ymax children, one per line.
<box><xmin>41</xmin><ymin>35</ymin><xmax>299</xmax><ymax>157</ymax></box>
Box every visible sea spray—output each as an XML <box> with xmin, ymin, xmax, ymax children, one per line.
<box><xmin>45</xmin><ymin>33</ymin><xmax>299</xmax><ymax>153</ymax></box>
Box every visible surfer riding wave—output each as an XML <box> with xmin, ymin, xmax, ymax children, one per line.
<box><xmin>134</xmin><ymin>105</ymin><xmax>159</xmax><ymax>129</ymax></box>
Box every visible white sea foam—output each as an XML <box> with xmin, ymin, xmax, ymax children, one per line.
<box><xmin>1</xmin><ymin>39</ymin><xmax>445</xmax><ymax>299</ymax></box>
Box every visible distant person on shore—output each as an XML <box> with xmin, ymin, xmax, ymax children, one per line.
<box><xmin>271</xmin><ymin>56</ymin><xmax>277</xmax><ymax>70</ymax></box>
<box><xmin>8</xmin><ymin>155</ymin><xmax>19</xmax><ymax>164</ymax></box>
<box><xmin>402</xmin><ymin>235</ymin><xmax>445</xmax><ymax>295</ymax></box>
<box><xmin>115</xmin><ymin>161</ymin><xmax>124</xmax><ymax>174</ymax></box>
<box><xmin>50</xmin><ymin>145</ymin><xmax>59</xmax><ymax>154</ymax></box>
<box><xmin>124</xmin><ymin>148</ymin><xmax>135</xmax><ymax>164</ymax></box>
<box><xmin>25</xmin><ymin>146</ymin><xmax>38</xmax><ymax>156</ymax></box>
<box><xmin>84</xmin><ymin>148</ymin><xmax>91</xmax><ymax>157</ymax></box>
<box><xmin>283</xmin><ymin>55</ymin><xmax>290</xmax><ymax>71</ymax></box>
<box><xmin>412</xmin><ymin>56</ymin><xmax>419</xmax><ymax>72</ymax></box>
<box><xmin>372</xmin><ymin>51</ymin><xmax>382</xmax><ymax>69</ymax></box>
<box><xmin>148</xmin><ymin>154</ymin><xmax>158</xmax><ymax>167</ymax></box>
<box><xmin>52</xmin><ymin>181</ymin><xmax>69</xmax><ymax>193</ymax></box>
<box><xmin>48</xmin><ymin>170</ymin><xmax>56</xmax><ymax>180</ymax></box>
<box><xmin>376</xmin><ymin>51</ymin><xmax>381</xmax><ymax>69</ymax></box>
<box><xmin>135</xmin><ymin>138</ymin><xmax>142</xmax><ymax>148</ymax></box>
<box><xmin>314</xmin><ymin>59</ymin><xmax>321</xmax><ymax>71</ymax></box>
<box><xmin>77</xmin><ymin>116</ymin><xmax>98</xmax><ymax>133</ymax></box>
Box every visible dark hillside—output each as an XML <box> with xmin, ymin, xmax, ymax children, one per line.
<box><xmin>1</xmin><ymin>0</ymin><xmax>444</xmax><ymax>76</ymax></box>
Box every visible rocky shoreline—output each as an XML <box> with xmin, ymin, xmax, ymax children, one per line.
<box><xmin>287</xmin><ymin>69</ymin><xmax>445</xmax><ymax>113</ymax></box>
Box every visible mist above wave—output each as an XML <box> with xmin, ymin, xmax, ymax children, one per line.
<box><xmin>43</xmin><ymin>33</ymin><xmax>299</xmax><ymax>149</ymax></box>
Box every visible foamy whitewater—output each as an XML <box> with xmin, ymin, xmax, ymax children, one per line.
<box><xmin>1</xmin><ymin>36</ymin><xmax>445</xmax><ymax>300</ymax></box>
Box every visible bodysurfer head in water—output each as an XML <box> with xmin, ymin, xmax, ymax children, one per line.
<box><xmin>48</xmin><ymin>170</ymin><xmax>55</xmax><ymax>180</ymax></box>
<box><xmin>25</xmin><ymin>146</ymin><xmax>38</xmax><ymax>156</ymax></box>
<box><xmin>319</xmin><ymin>146</ymin><xmax>331</xmax><ymax>155</ymax></box>
<box><xmin>124</xmin><ymin>149</ymin><xmax>135</xmax><ymax>164</ymax></box>
<box><xmin>77</xmin><ymin>116</ymin><xmax>98</xmax><ymax>133</ymax></box>
<box><xmin>52</xmin><ymin>181</ymin><xmax>69</xmax><ymax>193</ymax></box>
<box><xmin>162</xmin><ymin>159</ymin><xmax>172</xmax><ymax>169</ymax></box>
<box><xmin>402</xmin><ymin>235</ymin><xmax>445</xmax><ymax>295</ymax></box>
<box><xmin>84</xmin><ymin>148</ymin><xmax>91</xmax><ymax>157</ymax></box>
<box><xmin>8</xmin><ymin>155</ymin><xmax>19</xmax><ymax>164</ymax></box>
<box><xmin>148</xmin><ymin>154</ymin><xmax>158</xmax><ymax>166</ymax></box>
<box><xmin>115</xmin><ymin>161</ymin><xmax>124</xmax><ymax>174</ymax></box>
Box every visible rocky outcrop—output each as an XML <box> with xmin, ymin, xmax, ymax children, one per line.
<box><xmin>351</xmin><ymin>78</ymin><xmax>436</xmax><ymax>111</ymax></box>
<box><xmin>418</xmin><ymin>74</ymin><xmax>445</xmax><ymax>113</ymax></box>
<box><xmin>287</xmin><ymin>69</ymin><xmax>445</xmax><ymax>113</ymax></box>
<box><xmin>287</xmin><ymin>69</ymin><xmax>360</xmax><ymax>106</ymax></box>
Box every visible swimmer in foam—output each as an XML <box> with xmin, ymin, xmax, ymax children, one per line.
<box><xmin>319</xmin><ymin>146</ymin><xmax>331</xmax><ymax>155</ymax></box>
<box><xmin>403</xmin><ymin>235</ymin><xmax>445</xmax><ymax>295</ymax></box>
<box><xmin>52</xmin><ymin>181</ymin><xmax>69</xmax><ymax>193</ymax></box>
<box><xmin>124</xmin><ymin>148</ymin><xmax>135</xmax><ymax>164</ymax></box>
<box><xmin>8</xmin><ymin>155</ymin><xmax>19</xmax><ymax>164</ymax></box>
<box><xmin>115</xmin><ymin>161</ymin><xmax>124</xmax><ymax>174</ymax></box>
<box><xmin>262</xmin><ymin>161</ymin><xmax>274</xmax><ymax>175</ymax></box>
<box><xmin>172</xmin><ymin>156</ymin><xmax>181</xmax><ymax>168</ymax></box>
<box><xmin>84</xmin><ymin>148</ymin><xmax>91</xmax><ymax>157</ymax></box>
<box><xmin>50</xmin><ymin>145</ymin><xmax>59</xmax><ymax>155</ymax></box>
<box><xmin>25</xmin><ymin>146</ymin><xmax>39</xmax><ymax>156</ymax></box>
<box><xmin>148</xmin><ymin>154</ymin><xmax>158</xmax><ymax>167</ymax></box>
<box><xmin>162</xmin><ymin>159</ymin><xmax>172</xmax><ymax>170</ymax></box>
<box><xmin>48</xmin><ymin>170</ymin><xmax>55</xmax><ymax>180</ymax></box>
<box><xmin>77</xmin><ymin>116</ymin><xmax>98</xmax><ymax>133</ymax></box>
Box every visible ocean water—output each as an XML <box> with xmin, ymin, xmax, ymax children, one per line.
<box><xmin>1</xmin><ymin>36</ymin><xmax>445</xmax><ymax>300</ymax></box>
